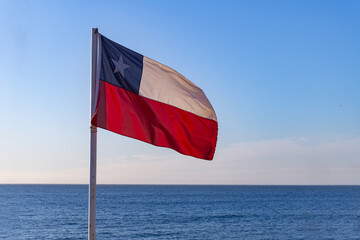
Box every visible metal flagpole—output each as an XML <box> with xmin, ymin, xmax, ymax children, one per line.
<box><xmin>89</xmin><ymin>27</ymin><xmax>98</xmax><ymax>240</ymax></box>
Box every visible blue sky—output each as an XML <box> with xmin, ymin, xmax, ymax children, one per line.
<box><xmin>0</xmin><ymin>0</ymin><xmax>359</xmax><ymax>184</ymax></box>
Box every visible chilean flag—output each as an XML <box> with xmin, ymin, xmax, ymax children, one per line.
<box><xmin>91</xmin><ymin>34</ymin><xmax>218</xmax><ymax>160</ymax></box>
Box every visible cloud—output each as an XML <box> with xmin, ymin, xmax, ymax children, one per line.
<box><xmin>220</xmin><ymin>135</ymin><xmax>360</xmax><ymax>165</ymax></box>
<box><xmin>212</xmin><ymin>136</ymin><xmax>360</xmax><ymax>184</ymax></box>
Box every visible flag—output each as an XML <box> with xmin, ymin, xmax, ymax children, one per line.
<box><xmin>91</xmin><ymin>34</ymin><xmax>218</xmax><ymax>160</ymax></box>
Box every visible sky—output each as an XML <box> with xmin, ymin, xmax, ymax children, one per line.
<box><xmin>0</xmin><ymin>0</ymin><xmax>359</xmax><ymax>184</ymax></box>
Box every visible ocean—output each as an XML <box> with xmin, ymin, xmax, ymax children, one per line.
<box><xmin>0</xmin><ymin>185</ymin><xmax>359</xmax><ymax>239</ymax></box>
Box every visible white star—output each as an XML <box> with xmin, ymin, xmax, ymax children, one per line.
<box><xmin>112</xmin><ymin>55</ymin><xmax>130</xmax><ymax>78</ymax></box>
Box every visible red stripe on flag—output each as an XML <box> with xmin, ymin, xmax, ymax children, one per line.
<box><xmin>91</xmin><ymin>81</ymin><xmax>218</xmax><ymax>160</ymax></box>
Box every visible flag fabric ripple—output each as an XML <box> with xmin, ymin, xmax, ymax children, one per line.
<box><xmin>91</xmin><ymin>34</ymin><xmax>218</xmax><ymax>160</ymax></box>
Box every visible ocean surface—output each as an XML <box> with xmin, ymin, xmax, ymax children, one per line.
<box><xmin>0</xmin><ymin>185</ymin><xmax>360</xmax><ymax>239</ymax></box>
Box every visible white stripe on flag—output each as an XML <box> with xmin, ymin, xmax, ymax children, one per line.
<box><xmin>139</xmin><ymin>56</ymin><xmax>217</xmax><ymax>122</ymax></box>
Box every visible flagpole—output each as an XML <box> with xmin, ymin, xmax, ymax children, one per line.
<box><xmin>89</xmin><ymin>27</ymin><xmax>98</xmax><ymax>240</ymax></box>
